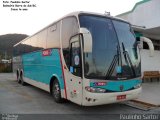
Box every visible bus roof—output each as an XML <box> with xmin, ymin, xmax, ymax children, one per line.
<box><xmin>14</xmin><ymin>11</ymin><xmax>128</xmax><ymax>47</ymax></box>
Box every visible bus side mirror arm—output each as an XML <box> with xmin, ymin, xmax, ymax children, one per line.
<box><xmin>140</xmin><ymin>36</ymin><xmax>154</xmax><ymax>57</ymax></box>
<box><xmin>80</xmin><ymin>28</ymin><xmax>92</xmax><ymax>53</ymax></box>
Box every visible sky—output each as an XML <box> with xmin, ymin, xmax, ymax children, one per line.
<box><xmin>0</xmin><ymin>0</ymin><xmax>141</xmax><ymax>36</ymax></box>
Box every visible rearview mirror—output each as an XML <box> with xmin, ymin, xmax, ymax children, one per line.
<box><xmin>80</xmin><ymin>28</ymin><xmax>92</xmax><ymax>53</ymax></box>
<box><xmin>140</xmin><ymin>36</ymin><xmax>154</xmax><ymax>57</ymax></box>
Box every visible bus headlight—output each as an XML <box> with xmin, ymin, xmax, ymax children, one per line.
<box><xmin>85</xmin><ymin>86</ymin><xmax>106</xmax><ymax>93</ymax></box>
<box><xmin>134</xmin><ymin>84</ymin><xmax>141</xmax><ymax>89</ymax></box>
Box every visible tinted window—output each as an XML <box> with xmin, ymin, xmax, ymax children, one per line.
<box><xmin>37</xmin><ymin>30</ymin><xmax>47</xmax><ymax>49</ymax></box>
<box><xmin>62</xmin><ymin>17</ymin><xmax>79</xmax><ymax>68</ymax></box>
<box><xmin>13</xmin><ymin>31</ymin><xmax>47</xmax><ymax>56</ymax></box>
<box><xmin>47</xmin><ymin>22</ymin><xmax>60</xmax><ymax>48</ymax></box>
<box><xmin>79</xmin><ymin>15</ymin><xmax>141</xmax><ymax>80</ymax></box>
<box><xmin>113</xmin><ymin>20</ymin><xmax>141</xmax><ymax>77</ymax></box>
<box><xmin>79</xmin><ymin>15</ymin><xmax>118</xmax><ymax>79</ymax></box>
<box><xmin>70</xmin><ymin>35</ymin><xmax>82</xmax><ymax>77</ymax></box>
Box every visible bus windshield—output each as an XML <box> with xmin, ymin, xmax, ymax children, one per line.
<box><xmin>79</xmin><ymin>15</ymin><xmax>141</xmax><ymax>80</ymax></box>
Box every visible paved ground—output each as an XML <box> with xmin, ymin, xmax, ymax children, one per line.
<box><xmin>0</xmin><ymin>73</ymin><xmax>160</xmax><ymax>120</ymax></box>
<box><xmin>137</xmin><ymin>82</ymin><xmax>160</xmax><ymax>106</ymax></box>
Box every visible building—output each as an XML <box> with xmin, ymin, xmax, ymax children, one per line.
<box><xmin>117</xmin><ymin>0</ymin><xmax>160</xmax><ymax>72</ymax></box>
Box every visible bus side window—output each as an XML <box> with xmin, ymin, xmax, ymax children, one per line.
<box><xmin>70</xmin><ymin>35</ymin><xmax>82</xmax><ymax>77</ymax></box>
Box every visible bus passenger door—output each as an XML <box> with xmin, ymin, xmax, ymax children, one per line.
<box><xmin>63</xmin><ymin>35</ymin><xmax>83</xmax><ymax>105</ymax></box>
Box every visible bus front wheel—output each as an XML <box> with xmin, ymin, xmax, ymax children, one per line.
<box><xmin>52</xmin><ymin>79</ymin><xmax>63</xmax><ymax>103</ymax></box>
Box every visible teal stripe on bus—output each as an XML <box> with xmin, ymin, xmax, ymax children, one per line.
<box><xmin>90</xmin><ymin>79</ymin><xmax>142</xmax><ymax>92</ymax></box>
<box><xmin>22</xmin><ymin>49</ymin><xmax>64</xmax><ymax>89</ymax></box>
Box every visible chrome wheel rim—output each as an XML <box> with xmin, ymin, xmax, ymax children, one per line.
<box><xmin>53</xmin><ymin>83</ymin><xmax>60</xmax><ymax>99</ymax></box>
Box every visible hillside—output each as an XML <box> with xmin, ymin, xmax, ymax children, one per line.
<box><xmin>0</xmin><ymin>34</ymin><xmax>28</xmax><ymax>59</ymax></box>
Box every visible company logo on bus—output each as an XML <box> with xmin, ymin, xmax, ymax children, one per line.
<box><xmin>42</xmin><ymin>49</ymin><xmax>52</xmax><ymax>56</ymax></box>
<box><xmin>120</xmin><ymin>85</ymin><xmax>124</xmax><ymax>91</ymax></box>
<box><xmin>93</xmin><ymin>82</ymin><xmax>106</xmax><ymax>86</ymax></box>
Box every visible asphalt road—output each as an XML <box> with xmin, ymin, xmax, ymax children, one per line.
<box><xmin>0</xmin><ymin>73</ymin><xmax>160</xmax><ymax>120</ymax></box>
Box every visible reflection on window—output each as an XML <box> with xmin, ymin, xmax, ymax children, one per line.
<box><xmin>47</xmin><ymin>22</ymin><xmax>60</xmax><ymax>48</ymax></box>
<box><xmin>79</xmin><ymin>15</ymin><xmax>141</xmax><ymax>79</ymax></box>
<box><xmin>113</xmin><ymin>20</ymin><xmax>141</xmax><ymax>78</ymax></box>
<box><xmin>79</xmin><ymin>15</ymin><xmax>118</xmax><ymax>79</ymax></box>
<box><xmin>62</xmin><ymin>17</ymin><xmax>79</xmax><ymax>68</ymax></box>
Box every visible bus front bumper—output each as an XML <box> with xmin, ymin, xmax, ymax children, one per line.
<box><xmin>82</xmin><ymin>87</ymin><xmax>142</xmax><ymax>106</ymax></box>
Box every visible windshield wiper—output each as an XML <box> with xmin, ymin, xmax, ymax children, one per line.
<box><xmin>105</xmin><ymin>45</ymin><xmax>121</xmax><ymax>79</ymax></box>
<box><xmin>105</xmin><ymin>54</ymin><xmax>118</xmax><ymax>79</ymax></box>
<box><xmin>122</xmin><ymin>42</ymin><xmax>136</xmax><ymax>77</ymax></box>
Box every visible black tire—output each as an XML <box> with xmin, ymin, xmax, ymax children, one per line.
<box><xmin>52</xmin><ymin>79</ymin><xmax>63</xmax><ymax>103</ymax></box>
<box><xmin>20</xmin><ymin>73</ymin><xmax>26</xmax><ymax>86</ymax></box>
<box><xmin>17</xmin><ymin>73</ymin><xmax>21</xmax><ymax>84</ymax></box>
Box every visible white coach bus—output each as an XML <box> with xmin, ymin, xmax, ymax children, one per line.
<box><xmin>13</xmin><ymin>11</ymin><xmax>143</xmax><ymax>106</ymax></box>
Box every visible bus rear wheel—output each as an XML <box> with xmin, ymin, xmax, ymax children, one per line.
<box><xmin>17</xmin><ymin>71</ymin><xmax>21</xmax><ymax>84</ymax></box>
<box><xmin>52</xmin><ymin>79</ymin><xmax>63</xmax><ymax>103</ymax></box>
<box><xmin>20</xmin><ymin>73</ymin><xmax>26</xmax><ymax>86</ymax></box>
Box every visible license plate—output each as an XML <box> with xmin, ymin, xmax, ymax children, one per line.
<box><xmin>117</xmin><ymin>95</ymin><xmax>126</xmax><ymax>100</ymax></box>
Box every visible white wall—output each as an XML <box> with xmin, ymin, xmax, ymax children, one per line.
<box><xmin>118</xmin><ymin>0</ymin><xmax>160</xmax><ymax>29</ymax></box>
<box><xmin>141</xmin><ymin>49</ymin><xmax>160</xmax><ymax>72</ymax></box>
